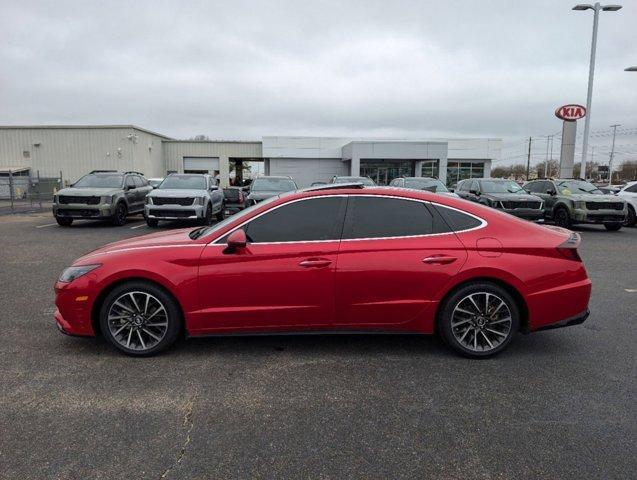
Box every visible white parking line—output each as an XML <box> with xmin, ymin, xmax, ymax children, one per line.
<box><xmin>130</xmin><ymin>224</ymin><xmax>146</xmax><ymax>230</ymax></box>
<box><xmin>35</xmin><ymin>223</ymin><xmax>57</xmax><ymax>228</ymax></box>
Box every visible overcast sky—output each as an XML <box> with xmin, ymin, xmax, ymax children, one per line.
<box><xmin>1</xmin><ymin>0</ymin><xmax>636</xmax><ymax>165</ymax></box>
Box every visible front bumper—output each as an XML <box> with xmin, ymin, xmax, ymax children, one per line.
<box><xmin>502</xmin><ymin>208</ymin><xmax>544</xmax><ymax>221</ymax></box>
<box><xmin>572</xmin><ymin>208</ymin><xmax>627</xmax><ymax>224</ymax></box>
<box><xmin>53</xmin><ymin>203</ymin><xmax>115</xmax><ymax>219</ymax></box>
<box><xmin>145</xmin><ymin>204</ymin><xmax>205</xmax><ymax>220</ymax></box>
<box><xmin>54</xmin><ymin>279</ymin><xmax>97</xmax><ymax>336</ymax></box>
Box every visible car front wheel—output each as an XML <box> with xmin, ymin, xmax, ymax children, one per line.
<box><xmin>99</xmin><ymin>281</ymin><xmax>181</xmax><ymax>356</ymax></box>
<box><xmin>55</xmin><ymin>216</ymin><xmax>73</xmax><ymax>227</ymax></box>
<box><xmin>438</xmin><ymin>283</ymin><xmax>520</xmax><ymax>358</ymax></box>
<box><xmin>554</xmin><ymin>207</ymin><xmax>572</xmax><ymax>229</ymax></box>
<box><xmin>112</xmin><ymin>202</ymin><xmax>127</xmax><ymax>226</ymax></box>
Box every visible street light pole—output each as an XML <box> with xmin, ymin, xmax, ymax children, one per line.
<box><xmin>608</xmin><ymin>124</ymin><xmax>620</xmax><ymax>186</ymax></box>
<box><xmin>572</xmin><ymin>3</ymin><xmax>623</xmax><ymax>180</ymax></box>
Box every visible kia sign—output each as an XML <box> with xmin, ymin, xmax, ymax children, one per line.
<box><xmin>555</xmin><ymin>104</ymin><xmax>586</xmax><ymax>122</ymax></box>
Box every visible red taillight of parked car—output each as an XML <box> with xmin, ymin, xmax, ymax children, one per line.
<box><xmin>557</xmin><ymin>233</ymin><xmax>582</xmax><ymax>261</ymax></box>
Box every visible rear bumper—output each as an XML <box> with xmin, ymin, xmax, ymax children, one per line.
<box><xmin>533</xmin><ymin>309</ymin><xmax>589</xmax><ymax>332</ymax></box>
<box><xmin>526</xmin><ymin>277</ymin><xmax>592</xmax><ymax>331</ymax></box>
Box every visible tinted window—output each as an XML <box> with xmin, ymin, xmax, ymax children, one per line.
<box><xmin>480</xmin><ymin>180</ymin><xmax>524</xmax><ymax>193</ymax></box>
<box><xmin>125</xmin><ymin>176</ymin><xmax>136</xmax><ymax>188</ymax></box>
<box><xmin>525</xmin><ymin>182</ymin><xmax>539</xmax><ymax>193</ymax></box>
<box><xmin>343</xmin><ymin>197</ymin><xmax>433</xmax><ymax>239</ymax></box>
<box><xmin>133</xmin><ymin>176</ymin><xmax>144</xmax><ymax>188</ymax></box>
<box><xmin>435</xmin><ymin>205</ymin><xmax>483</xmax><ymax>232</ymax></box>
<box><xmin>458</xmin><ymin>181</ymin><xmax>470</xmax><ymax>192</ymax></box>
<box><xmin>626</xmin><ymin>183</ymin><xmax>637</xmax><ymax>193</ymax></box>
<box><xmin>244</xmin><ymin>197</ymin><xmax>345</xmax><ymax>243</ymax></box>
<box><xmin>469</xmin><ymin>180</ymin><xmax>479</xmax><ymax>192</ymax></box>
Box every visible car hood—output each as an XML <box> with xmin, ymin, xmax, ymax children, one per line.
<box><xmin>563</xmin><ymin>193</ymin><xmax>625</xmax><ymax>202</ymax></box>
<box><xmin>247</xmin><ymin>191</ymin><xmax>281</xmax><ymax>200</ymax></box>
<box><xmin>482</xmin><ymin>192</ymin><xmax>541</xmax><ymax>201</ymax></box>
<box><xmin>148</xmin><ymin>189</ymin><xmax>205</xmax><ymax>197</ymax></box>
<box><xmin>77</xmin><ymin>228</ymin><xmax>199</xmax><ymax>262</ymax></box>
<box><xmin>57</xmin><ymin>187</ymin><xmax>122</xmax><ymax>196</ymax></box>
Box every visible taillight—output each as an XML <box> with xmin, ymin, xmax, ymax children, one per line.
<box><xmin>557</xmin><ymin>232</ymin><xmax>582</xmax><ymax>261</ymax></box>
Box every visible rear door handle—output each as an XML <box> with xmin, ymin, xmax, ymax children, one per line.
<box><xmin>299</xmin><ymin>258</ymin><xmax>332</xmax><ymax>268</ymax></box>
<box><xmin>422</xmin><ymin>255</ymin><xmax>457</xmax><ymax>265</ymax></box>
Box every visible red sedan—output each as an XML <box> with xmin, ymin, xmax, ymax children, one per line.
<box><xmin>54</xmin><ymin>184</ymin><xmax>591</xmax><ymax>358</ymax></box>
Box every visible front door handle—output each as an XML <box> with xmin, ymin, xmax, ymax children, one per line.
<box><xmin>299</xmin><ymin>258</ymin><xmax>332</xmax><ymax>268</ymax></box>
<box><xmin>422</xmin><ymin>255</ymin><xmax>457</xmax><ymax>265</ymax></box>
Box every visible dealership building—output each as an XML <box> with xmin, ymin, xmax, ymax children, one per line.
<box><xmin>0</xmin><ymin>125</ymin><xmax>501</xmax><ymax>188</ymax></box>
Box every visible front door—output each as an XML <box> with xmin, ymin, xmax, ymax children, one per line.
<box><xmin>193</xmin><ymin>196</ymin><xmax>347</xmax><ymax>334</ymax></box>
<box><xmin>334</xmin><ymin>195</ymin><xmax>467</xmax><ymax>328</ymax></box>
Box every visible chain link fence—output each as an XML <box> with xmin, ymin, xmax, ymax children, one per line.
<box><xmin>0</xmin><ymin>169</ymin><xmax>63</xmax><ymax>215</ymax></box>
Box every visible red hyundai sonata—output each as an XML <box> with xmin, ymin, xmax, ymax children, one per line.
<box><xmin>54</xmin><ymin>184</ymin><xmax>591</xmax><ymax>358</ymax></box>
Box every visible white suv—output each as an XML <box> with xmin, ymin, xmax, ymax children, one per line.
<box><xmin>618</xmin><ymin>181</ymin><xmax>637</xmax><ymax>227</ymax></box>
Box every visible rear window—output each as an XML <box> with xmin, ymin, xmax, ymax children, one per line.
<box><xmin>343</xmin><ymin>197</ymin><xmax>434</xmax><ymax>239</ymax></box>
<box><xmin>434</xmin><ymin>205</ymin><xmax>483</xmax><ymax>232</ymax></box>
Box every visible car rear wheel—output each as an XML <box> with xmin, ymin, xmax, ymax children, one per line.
<box><xmin>554</xmin><ymin>207</ymin><xmax>572</xmax><ymax>229</ymax></box>
<box><xmin>604</xmin><ymin>223</ymin><xmax>622</xmax><ymax>231</ymax></box>
<box><xmin>99</xmin><ymin>281</ymin><xmax>181</xmax><ymax>356</ymax></box>
<box><xmin>216</xmin><ymin>203</ymin><xmax>225</xmax><ymax>221</ymax></box>
<box><xmin>112</xmin><ymin>202</ymin><xmax>127</xmax><ymax>226</ymax></box>
<box><xmin>55</xmin><ymin>217</ymin><xmax>73</xmax><ymax>227</ymax></box>
<box><xmin>624</xmin><ymin>206</ymin><xmax>635</xmax><ymax>227</ymax></box>
<box><xmin>203</xmin><ymin>204</ymin><xmax>213</xmax><ymax>225</ymax></box>
<box><xmin>439</xmin><ymin>283</ymin><xmax>520</xmax><ymax>358</ymax></box>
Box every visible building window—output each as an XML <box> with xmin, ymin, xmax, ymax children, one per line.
<box><xmin>421</xmin><ymin>160</ymin><xmax>439</xmax><ymax>178</ymax></box>
<box><xmin>446</xmin><ymin>161</ymin><xmax>486</xmax><ymax>187</ymax></box>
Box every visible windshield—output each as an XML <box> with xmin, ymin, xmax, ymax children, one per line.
<box><xmin>148</xmin><ymin>179</ymin><xmax>163</xmax><ymax>188</ymax></box>
<box><xmin>481</xmin><ymin>180</ymin><xmax>524</xmax><ymax>194</ymax></box>
<box><xmin>159</xmin><ymin>175</ymin><xmax>207</xmax><ymax>190</ymax></box>
<box><xmin>251</xmin><ymin>178</ymin><xmax>297</xmax><ymax>192</ymax></box>
<box><xmin>190</xmin><ymin>195</ymin><xmax>280</xmax><ymax>239</ymax></box>
<box><xmin>404</xmin><ymin>178</ymin><xmax>449</xmax><ymax>192</ymax></box>
<box><xmin>333</xmin><ymin>176</ymin><xmax>376</xmax><ymax>186</ymax></box>
<box><xmin>73</xmin><ymin>174</ymin><xmax>124</xmax><ymax>188</ymax></box>
<box><xmin>557</xmin><ymin>180</ymin><xmax>603</xmax><ymax>195</ymax></box>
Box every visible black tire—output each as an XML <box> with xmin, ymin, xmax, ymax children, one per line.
<box><xmin>55</xmin><ymin>216</ymin><xmax>73</xmax><ymax>227</ymax></box>
<box><xmin>438</xmin><ymin>282</ymin><xmax>520</xmax><ymax>358</ymax></box>
<box><xmin>203</xmin><ymin>204</ymin><xmax>213</xmax><ymax>226</ymax></box>
<box><xmin>216</xmin><ymin>203</ymin><xmax>225</xmax><ymax>221</ymax></box>
<box><xmin>624</xmin><ymin>206</ymin><xmax>636</xmax><ymax>227</ymax></box>
<box><xmin>111</xmin><ymin>202</ymin><xmax>128</xmax><ymax>226</ymax></box>
<box><xmin>99</xmin><ymin>280</ymin><xmax>182</xmax><ymax>356</ymax></box>
<box><xmin>604</xmin><ymin>223</ymin><xmax>622</xmax><ymax>231</ymax></box>
<box><xmin>146</xmin><ymin>218</ymin><xmax>159</xmax><ymax>228</ymax></box>
<box><xmin>554</xmin><ymin>207</ymin><xmax>572</xmax><ymax>229</ymax></box>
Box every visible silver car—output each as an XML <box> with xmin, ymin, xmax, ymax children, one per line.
<box><xmin>144</xmin><ymin>174</ymin><xmax>224</xmax><ymax>227</ymax></box>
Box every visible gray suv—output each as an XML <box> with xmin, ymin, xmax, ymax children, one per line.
<box><xmin>53</xmin><ymin>170</ymin><xmax>152</xmax><ymax>226</ymax></box>
<box><xmin>144</xmin><ymin>174</ymin><xmax>224</xmax><ymax>227</ymax></box>
<box><xmin>524</xmin><ymin>178</ymin><xmax>627</xmax><ymax>231</ymax></box>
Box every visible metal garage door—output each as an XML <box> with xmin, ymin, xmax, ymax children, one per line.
<box><xmin>183</xmin><ymin>157</ymin><xmax>220</xmax><ymax>174</ymax></box>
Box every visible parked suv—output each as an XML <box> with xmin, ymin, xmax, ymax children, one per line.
<box><xmin>617</xmin><ymin>181</ymin><xmax>637</xmax><ymax>227</ymax></box>
<box><xmin>53</xmin><ymin>170</ymin><xmax>151</xmax><ymax>226</ymax></box>
<box><xmin>456</xmin><ymin>178</ymin><xmax>544</xmax><ymax>221</ymax></box>
<box><xmin>246</xmin><ymin>176</ymin><xmax>297</xmax><ymax>205</ymax></box>
<box><xmin>524</xmin><ymin>178</ymin><xmax>628</xmax><ymax>231</ymax></box>
<box><xmin>389</xmin><ymin>177</ymin><xmax>458</xmax><ymax>197</ymax></box>
<box><xmin>144</xmin><ymin>174</ymin><xmax>224</xmax><ymax>227</ymax></box>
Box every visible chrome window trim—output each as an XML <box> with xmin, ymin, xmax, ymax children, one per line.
<box><xmin>208</xmin><ymin>194</ymin><xmax>487</xmax><ymax>246</ymax></box>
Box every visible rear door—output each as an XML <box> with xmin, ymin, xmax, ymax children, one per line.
<box><xmin>124</xmin><ymin>175</ymin><xmax>138</xmax><ymax>211</ymax></box>
<box><xmin>334</xmin><ymin>195</ymin><xmax>467</xmax><ymax>328</ymax></box>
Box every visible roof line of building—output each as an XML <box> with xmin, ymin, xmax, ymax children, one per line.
<box><xmin>162</xmin><ymin>139</ymin><xmax>261</xmax><ymax>144</ymax></box>
<box><xmin>0</xmin><ymin>125</ymin><xmax>173</xmax><ymax>140</ymax></box>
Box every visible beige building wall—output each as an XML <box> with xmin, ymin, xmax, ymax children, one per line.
<box><xmin>162</xmin><ymin>140</ymin><xmax>262</xmax><ymax>187</ymax></box>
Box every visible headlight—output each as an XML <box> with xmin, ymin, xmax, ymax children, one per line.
<box><xmin>58</xmin><ymin>264</ymin><xmax>101</xmax><ymax>283</ymax></box>
<box><xmin>145</xmin><ymin>196</ymin><xmax>153</xmax><ymax>205</ymax></box>
<box><xmin>573</xmin><ymin>200</ymin><xmax>586</xmax><ymax>209</ymax></box>
<box><xmin>100</xmin><ymin>195</ymin><xmax>113</xmax><ymax>204</ymax></box>
<box><xmin>196</xmin><ymin>196</ymin><xmax>206</xmax><ymax>205</ymax></box>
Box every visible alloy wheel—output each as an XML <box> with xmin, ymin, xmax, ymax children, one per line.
<box><xmin>107</xmin><ymin>291</ymin><xmax>168</xmax><ymax>351</ymax></box>
<box><xmin>451</xmin><ymin>292</ymin><xmax>512</xmax><ymax>353</ymax></box>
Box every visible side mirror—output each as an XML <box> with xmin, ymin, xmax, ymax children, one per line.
<box><xmin>224</xmin><ymin>229</ymin><xmax>247</xmax><ymax>254</ymax></box>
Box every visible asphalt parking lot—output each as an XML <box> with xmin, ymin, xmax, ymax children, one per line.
<box><xmin>0</xmin><ymin>212</ymin><xmax>635</xmax><ymax>480</ymax></box>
